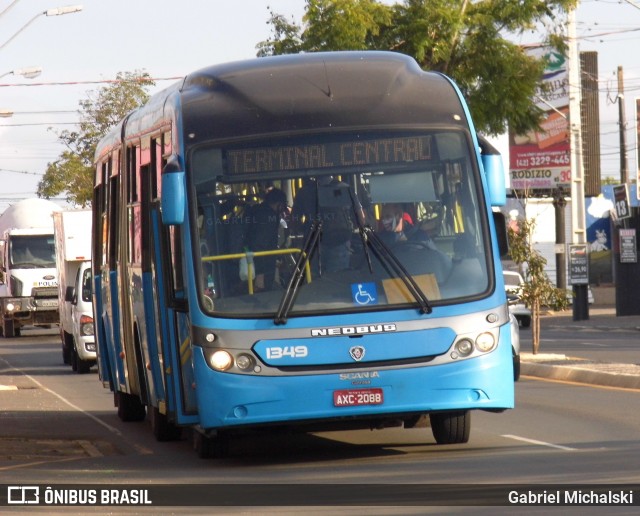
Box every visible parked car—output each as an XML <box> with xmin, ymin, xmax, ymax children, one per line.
<box><xmin>503</xmin><ymin>270</ymin><xmax>532</xmax><ymax>328</ymax></box>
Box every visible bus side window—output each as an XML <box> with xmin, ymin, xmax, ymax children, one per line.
<box><xmin>168</xmin><ymin>225</ymin><xmax>185</xmax><ymax>303</ymax></box>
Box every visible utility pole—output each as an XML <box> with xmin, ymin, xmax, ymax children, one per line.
<box><xmin>568</xmin><ymin>7</ymin><xmax>589</xmax><ymax>320</ymax></box>
<box><xmin>553</xmin><ymin>188</ymin><xmax>567</xmax><ymax>291</ymax></box>
<box><xmin>617</xmin><ymin>66</ymin><xmax>628</xmax><ymax>184</ymax></box>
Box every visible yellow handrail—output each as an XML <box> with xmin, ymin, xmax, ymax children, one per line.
<box><xmin>202</xmin><ymin>248</ymin><xmax>311</xmax><ymax>295</ymax></box>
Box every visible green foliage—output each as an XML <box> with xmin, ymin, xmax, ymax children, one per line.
<box><xmin>256</xmin><ymin>10</ymin><xmax>304</xmax><ymax>56</ymax></box>
<box><xmin>507</xmin><ymin>217</ymin><xmax>569</xmax><ymax>353</ymax></box>
<box><xmin>37</xmin><ymin>71</ymin><xmax>154</xmax><ymax>207</ymax></box>
<box><xmin>257</xmin><ymin>0</ymin><xmax>578</xmax><ymax>136</ymax></box>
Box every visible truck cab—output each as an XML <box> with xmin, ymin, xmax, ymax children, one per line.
<box><xmin>0</xmin><ymin>228</ymin><xmax>59</xmax><ymax>337</ymax></box>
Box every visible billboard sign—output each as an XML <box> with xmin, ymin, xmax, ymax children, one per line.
<box><xmin>509</xmin><ymin>46</ymin><xmax>571</xmax><ymax>192</ymax></box>
<box><xmin>637</xmin><ymin>97</ymin><xmax>640</xmax><ymax>199</ymax></box>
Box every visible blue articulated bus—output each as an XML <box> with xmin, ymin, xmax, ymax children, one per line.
<box><xmin>92</xmin><ymin>51</ymin><xmax>514</xmax><ymax>458</ymax></box>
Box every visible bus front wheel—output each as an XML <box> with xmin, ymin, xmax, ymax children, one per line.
<box><xmin>193</xmin><ymin>431</ymin><xmax>229</xmax><ymax>459</ymax></box>
<box><xmin>430</xmin><ymin>410</ymin><xmax>470</xmax><ymax>444</ymax></box>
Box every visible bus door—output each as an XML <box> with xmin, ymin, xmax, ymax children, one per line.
<box><xmin>149</xmin><ymin>203</ymin><xmax>198</xmax><ymax>425</ymax></box>
<box><xmin>118</xmin><ymin>143</ymin><xmax>149</xmax><ymax>406</ymax></box>
<box><xmin>93</xmin><ymin>156</ymin><xmax>117</xmax><ymax>388</ymax></box>
<box><xmin>135</xmin><ymin>135</ymin><xmax>168</xmax><ymax>411</ymax></box>
<box><xmin>104</xmin><ymin>157</ymin><xmax>127</xmax><ymax>390</ymax></box>
<box><xmin>148</xmin><ymin>143</ymin><xmax>198</xmax><ymax>426</ymax></box>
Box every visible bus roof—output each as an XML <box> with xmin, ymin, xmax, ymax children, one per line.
<box><xmin>178</xmin><ymin>51</ymin><xmax>469</xmax><ymax>143</ymax></box>
<box><xmin>96</xmin><ymin>51</ymin><xmax>472</xmax><ymax>162</ymax></box>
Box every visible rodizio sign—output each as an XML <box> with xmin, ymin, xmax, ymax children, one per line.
<box><xmin>225</xmin><ymin>135</ymin><xmax>433</xmax><ymax>175</ymax></box>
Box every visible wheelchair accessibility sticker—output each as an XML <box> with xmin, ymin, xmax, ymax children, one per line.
<box><xmin>351</xmin><ymin>282</ymin><xmax>378</xmax><ymax>306</ymax></box>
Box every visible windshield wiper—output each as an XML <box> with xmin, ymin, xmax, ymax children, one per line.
<box><xmin>345</xmin><ymin>188</ymin><xmax>431</xmax><ymax>314</ymax></box>
<box><xmin>361</xmin><ymin>226</ymin><xmax>432</xmax><ymax>314</ymax></box>
<box><xmin>10</xmin><ymin>262</ymin><xmax>41</xmax><ymax>269</ymax></box>
<box><xmin>274</xmin><ymin>219</ymin><xmax>322</xmax><ymax>325</ymax></box>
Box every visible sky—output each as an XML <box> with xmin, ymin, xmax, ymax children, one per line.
<box><xmin>1</xmin><ymin>0</ymin><xmax>639</xmax><ymax>213</ymax></box>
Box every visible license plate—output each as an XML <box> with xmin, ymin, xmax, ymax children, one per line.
<box><xmin>333</xmin><ymin>388</ymin><xmax>383</xmax><ymax>407</ymax></box>
<box><xmin>37</xmin><ymin>299</ymin><xmax>58</xmax><ymax>308</ymax></box>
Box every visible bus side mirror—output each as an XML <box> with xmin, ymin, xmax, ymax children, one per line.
<box><xmin>161</xmin><ymin>155</ymin><xmax>186</xmax><ymax>225</ymax></box>
<box><xmin>483</xmin><ymin>154</ymin><xmax>506</xmax><ymax>207</ymax></box>
<box><xmin>477</xmin><ymin>135</ymin><xmax>506</xmax><ymax>207</ymax></box>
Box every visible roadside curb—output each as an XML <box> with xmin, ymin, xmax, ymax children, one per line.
<box><xmin>521</xmin><ymin>360</ymin><xmax>640</xmax><ymax>389</ymax></box>
<box><xmin>0</xmin><ymin>384</ymin><xmax>18</xmax><ymax>391</ymax></box>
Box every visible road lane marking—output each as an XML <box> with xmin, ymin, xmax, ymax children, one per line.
<box><xmin>0</xmin><ymin>456</ymin><xmax>86</xmax><ymax>472</ymax></box>
<box><xmin>77</xmin><ymin>439</ymin><xmax>104</xmax><ymax>457</ymax></box>
<box><xmin>0</xmin><ymin>356</ymin><xmax>153</xmax><ymax>456</ymax></box>
<box><xmin>502</xmin><ymin>434</ymin><xmax>577</xmax><ymax>451</ymax></box>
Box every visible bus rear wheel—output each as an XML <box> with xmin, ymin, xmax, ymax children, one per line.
<box><xmin>430</xmin><ymin>410</ymin><xmax>470</xmax><ymax>444</ymax></box>
<box><xmin>116</xmin><ymin>391</ymin><xmax>146</xmax><ymax>422</ymax></box>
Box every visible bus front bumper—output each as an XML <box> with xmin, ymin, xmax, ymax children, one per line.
<box><xmin>192</xmin><ymin>343</ymin><xmax>514</xmax><ymax>431</ymax></box>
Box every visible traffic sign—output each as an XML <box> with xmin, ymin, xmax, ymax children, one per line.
<box><xmin>613</xmin><ymin>184</ymin><xmax>631</xmax><ymax>220</ymax></box>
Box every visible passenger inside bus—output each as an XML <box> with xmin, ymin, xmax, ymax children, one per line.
<box><xmin>378</xmin><ymin>203</ymin><xmax>413</xmax><ymax>247</ymax></box>
<box><xmin>291</xmin><ymin>176</ymin><xmax>363</xmax><ymax>274</ymax></box>
<box><xmin>244</xmin><ymin>188</ymin><xmax>289</xmax><ymax>291</ymax></box>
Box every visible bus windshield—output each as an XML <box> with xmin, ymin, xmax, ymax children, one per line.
<box><xmin>193</xmin><ymin>130</ymin><xmax>491</xmax><ymax>318</ymax></box>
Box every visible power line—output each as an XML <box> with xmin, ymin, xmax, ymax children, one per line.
<box><xmin>0</xmin><ymin>168</ymin><xmax>43</xmax><ymax>176</ymax></box>
<box><xmin>0</xmin><ymin>76</ymin><xmax>182</xmax><ymax>88</ymax></box>
<box><xmin>0</xmin><ymin>122</ymin><xmax>77</xmax><ymax>127</ymax></box>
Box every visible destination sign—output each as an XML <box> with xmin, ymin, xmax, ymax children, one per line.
<box><xmin>225</xmin><ymin>135</ymin><xmax>433</xmax><ymax>175</ymax></box>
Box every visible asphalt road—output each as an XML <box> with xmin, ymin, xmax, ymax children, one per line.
<box><xmin>1</xmin><ymin>325</ymin><xmax>639</xmax><ymax>514</ymax></box>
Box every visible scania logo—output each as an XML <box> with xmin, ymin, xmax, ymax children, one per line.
<box><xmin>349</xmin><ymin>345</ymin><xmax>365</xmax><ymax>362</ymax></box>
<box><xmin>339</xmin><ymin>371</ymin><xmax>380</xmax><ymax>381</ymax></box>
<box><xmin>43</xmin><ymin>275</ymin><xmax>55</xmax><ymax>280</ymax></box>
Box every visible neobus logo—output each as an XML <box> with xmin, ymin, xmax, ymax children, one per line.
<box><xmin>310</xmin><ymin>323</ymin><xmax>397</xmax><ymax>337</ymax></box>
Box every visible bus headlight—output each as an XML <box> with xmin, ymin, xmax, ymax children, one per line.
<box><xmin>6</xmin><ymin>302</ymin><xmax>17</xmax><ymax>312</ymax></box>
<box><xmin>454</xmin><ymin>338</ymin><xmax>474</xmax><ymax>357</ymax></box>
<box><xmin>451</xmin><ymin>329</ymin><xmax>498</xmax><ymax>360</ymax></box>
<box><xmin>208</xmin><ymin>350</ymin><xmax>233</xmax><ymax>371</ymax></box>
<box><xmin>235</xmin><ymin>353</ymin><xmax>255</xmax><ymax>371</ymax></box>
<box><xmin>475</xmin><ymin>332</ymin><xmax>496</xmax><ymax>352</ymax></box>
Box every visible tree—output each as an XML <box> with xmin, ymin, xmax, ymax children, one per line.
<box><xmin>507</xmin><ymin>217</ymin><xmax>568</xmax><ymax>354</ymax></box>
<box><xmin>38</xmin><ymin>71</ymin><xmax>154</xmax><ymax>207</ymax></box>
<box><xmin>256</xmin><ymin>0</ymin><xmax>578</xmax><ymax>136</ymax></box>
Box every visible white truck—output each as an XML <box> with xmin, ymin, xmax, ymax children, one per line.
<box><xmin>53</xmin><ymin>209</ymin><xmax>96</xmax><ymax>373</ymax></box>
<box><xmin>0</xmin><ymin>198</ymin><xmax>62</xmax><ymax>338</ymax></box>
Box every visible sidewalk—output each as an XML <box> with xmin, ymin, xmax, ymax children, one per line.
<box><xmin>521</xmin><ymin>307</ymin><xmax>640</xmax><ymax>389</ymax></box>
